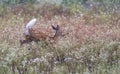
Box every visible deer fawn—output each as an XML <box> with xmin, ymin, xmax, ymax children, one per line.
<box><xmin>20</xmin><ymin>18</ymin><xmax>62</xmax><ymax>49</ymax></box>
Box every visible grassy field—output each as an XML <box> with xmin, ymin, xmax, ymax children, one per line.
<box><xmin>0</xmin><ymin>3</ymin><xmax>120</xmax><ymax>74</ymax></box>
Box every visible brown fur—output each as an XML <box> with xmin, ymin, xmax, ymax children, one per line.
<box><xmin>20</xmin><ymin>25</ymin><xmax>62</xmax><ymax>47</ymax></box>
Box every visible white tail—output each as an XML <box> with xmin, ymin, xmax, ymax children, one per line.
<box><xmin>25</xmin><ymin>18</ymin><xmax>37</xmax><ymax>35</ymax></box>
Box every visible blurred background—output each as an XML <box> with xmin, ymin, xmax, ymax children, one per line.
<box><xmin>0</xmin><ymin>0</ymin><xmax>120</xmax><ymax>16</ymax></box>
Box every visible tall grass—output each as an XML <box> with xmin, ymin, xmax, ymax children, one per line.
<box><xmin>0</xmin><ymin>2</ymin><xmax>120</xmax><ymax>74</ymax></box>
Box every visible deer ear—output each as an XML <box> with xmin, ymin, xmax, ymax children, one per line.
<box><xmin>51</xmin><ymin>25</ymin><xmax>56</xmax><ymax>30</ymax></box>
<box><xmin>52</xmin><ymin>25</ymin><xmax>60</xmax><ymax>30</ymax></box>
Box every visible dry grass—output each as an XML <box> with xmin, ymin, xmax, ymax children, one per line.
<box><xmin>0</xmin><ymin>4</ymin><xmax>120</xmax><ymax>74</ymax></box>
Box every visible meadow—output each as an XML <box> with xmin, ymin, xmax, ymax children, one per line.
<box><xmin>0</xmin><ymin>2</ymin><xmax>120</xmax><ymax>74</ymax></box>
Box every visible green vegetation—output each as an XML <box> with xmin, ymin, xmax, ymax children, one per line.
<box><xmin>0</xmin><ymin>0</ymin><xmax>120</xmax><ymax>74</ymax></box>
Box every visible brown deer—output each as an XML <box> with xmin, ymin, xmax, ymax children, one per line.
<box><xmin>20</xmin><ymin>18</ymin><xmax>62</xmax><ymax>49</ymax></box>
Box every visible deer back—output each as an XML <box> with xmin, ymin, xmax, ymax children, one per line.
<box><xmin>29</xmin><ymin>28</ymin><xmax>49</xmax><ymax>41</ymax></box>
